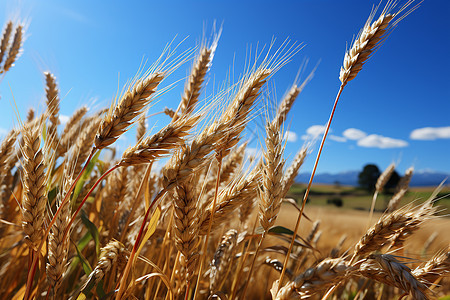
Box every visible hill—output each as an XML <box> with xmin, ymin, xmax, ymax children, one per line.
<box><xmin>296</xmin><ymin>170</ymin><xmax>449</xmax><ymax>187</ymax></box>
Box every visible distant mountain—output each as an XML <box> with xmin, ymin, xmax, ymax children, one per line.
<box><xmin>296</xmin><ymin>170</ymin><xmax>449</xmax><ymax>187</ymax></box>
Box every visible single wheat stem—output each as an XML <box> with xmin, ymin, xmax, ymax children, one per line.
<box><xmin>119</xmin><ymin>163</ymin><xmax>152</xmax><ymax>243</ymax></box>
<box><xmin>116</xmin><ymin>187</ymin><xmax>168</xmax><ymax>299</ymax></box>
<box><xmin>193</xmin><ymin>159</ymin><xmax>222</xmax><ymax>300</ymax></box>
<box><xmin>63</xmin><ymin>164</ymin><xmax>118</xmax><ymax>241</ymax></box>
<box><xmin>278</xmin><ymin>85</ymin><xmax>344</xmax><ymax>289</ymax></box>
<box><xmin>241</xmin><ymin>232</ymin><xmax>265</xmax><ymax>299</ymax></box>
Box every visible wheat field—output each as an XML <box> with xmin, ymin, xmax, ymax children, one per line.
<box><xmin>0</xmin><ymin>1</ymin><xmax>449</xmax><ymax>299</ymax></box>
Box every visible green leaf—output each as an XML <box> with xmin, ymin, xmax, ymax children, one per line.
<box><xmin>268</xmin><ymin>226</ymin><xmax>295</xmax><ymax>236</ymax></box>
<box><xmin>96</xmin><ymin>280</ymin><xmax>106</xmax><ymax>298</ymax></box>
<box><xmin>47</xmin><ymin>186</ymin><xmax>58</xmax><ymax>206</ymax></box>
<box><xmin>71</xmin><ymin>150</ymin><xmax>101</xmax><ymax>208</ymax></box>
<box><xmin>81</xmin><ymin>211</ymin><xmax>100</xmax><ymax>256</ymax></box>
<box><xmin>74</xmin><ymin>241</ymin><xmax>92</xmax><ymax>276</ymax></box>
<box><xmin>68</xmin><ymin>231</ymin><xmax>93</xmax><ymax>275</ymax></box>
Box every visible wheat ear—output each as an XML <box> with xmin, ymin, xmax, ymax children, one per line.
<box><xmin>44</xmin><ymin>72</ymin><xmax>60</xmax><ymax>144</ymax></box>
<box><xmin>26</xmin><ymin>108</ymin><xmax>35</xmax><ymax>122</ymax></box>
<box><xmin>119</xmin><ymin>114</ymin><xmax>200</xmax><ymax>167</ymax></box>
<box><xmin>274</xmin><ymin>258</ymin><xmax>354</xmax><ymax>300</ymax></box>
<box><xmin>173</xmin><ymin>179</ymin><xmax>200</xmax><ymax>282</ymax></box>
<box><xmin>281</xmin><ymin>148</ymin><xmax>307</xmax><ymax>197</ymax></box>
<box><xmin>21</xmin><ymin>124</ymin><xmax>48</xmax><ymax>251</ymax></box>
<box><xmin>46</xmin><ymin>173</ymin><xmax>72</xmax><ymax>293</ymax></box>
<box><xmin>136</xmin><ymin>115</ymin><xmax>147</xmax><ymax>142</ymax></box>
<box><xmin>360</xmin><ymin>254</ymin><xmax>428</xmax><ymax>300</ymax></box>
<box><xmin>368</xmin><ymin>162</ymin><xmax>395</xmax><ymax>225</ymax></box>
<box><xmin>352</xmin><ymin>199</ymin><xmax>436</xmax><ymax>262</ymax></box>
<box><xmin>2</xmin><ymin>24</ymin><xmax>23</xmax><ymax>73</ymax></box>
<box><xmin>198</xmin><ymin>170</ymin><xmax>259</xmax><ymax>234</ymax></box>
<box><xmin>209</xmin><ymin>229</ymin><xmax>238</xmax><ymax>293</ymax></box>
<box><xmin>413</xmin><ymin>246</ymin><xmax>450</xmax><ymax>287</ymax></box>
<box><xmin>95</xmin><ymin>72</ymin><xmax>164</xmax><ymax>150</ymax></box>
<box><xmin>80</xmin><ymin>240</ymin><xmax>128</xmax><ymax>293</ymax></box>
<box><xmin>173</xmin><ymin>46</ymin><xmax>212</xmax><ymax>121</ymax></box>
<box><xmin>0</xmin><ymin>129</ymin><xmax>18</xmax><ymax>173</ymax></box>
<box><xmin>339</xmin><ymin>1</ymin><xmax>418</xmax><ymax>86</ymax></box>
<box><xmin>0</xmin><ymin>21</ymin><xmax>13</xmax><ymax>66</ymax></box>
<box><xmin>259</xmin><ymin>121</ymin><xmax>285</xmax><ymax>231</ymax></box>
<box><xmin>70</xmin><ymin>116</ymin><xmax>101</xmax><ymax>179</ymax></box>
<box><xmin>386</xmin><ymin>167</ymin><xmax>414</xmax><ymax>213</ymax></box>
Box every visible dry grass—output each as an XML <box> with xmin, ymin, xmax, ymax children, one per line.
<box><xmin>0</xmin><ymin>1</ymin><xmax>449</xmax><ymax>300</ymax></box>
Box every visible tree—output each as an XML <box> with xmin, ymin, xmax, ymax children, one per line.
<box><xmin>358</xmin><ymin>164</ymin><xmax>381</xmax><ymax>192</ymax></box>
<box><xmin>384</xmin><ymin>170</ymin><xmax>400</xmax><ymax>193</ymax></box>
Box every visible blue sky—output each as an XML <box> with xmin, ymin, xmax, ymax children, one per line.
<box><xmin>1</xmin><ymin>0</ymin><xmax>449</xmax><ymax>175</ymax></box>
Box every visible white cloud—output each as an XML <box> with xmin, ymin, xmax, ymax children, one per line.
<box><xmin>410</xmin><ymin>126</ymin><xmax>450</xmax><ymax>140</ymax></box>
<box><xmin>59</xmin><ymin>115</ymin><xmax>70</xmax><ymax>125</ymax></box>
<box><xmin>343</xmin><ymin>128</ymin><xmax>367</xmax><ymax>140</ymax></box>
<box><xmin>284</xmin><ymin>131</ymin><xmax>298</xmax><ymax>142</ymax></box>
<box><xmin>245</xmin><ymin>147</ymin><xmax>258</xmax><ymax>158</ymax></box>
<box><xmin>0</xmin><ymin>128</ymin><xmax>7</xmax><ymax>137</ymax></box>
<box><xmin>329</xmin><ymin>135</ymin><xmax>347</xmax><ymax>142</ymax></box>
<box><xmin>357</xmin><ymin>134</ymin><xmax>408</xmax><ymax>149</ymax></box>
<box><xmin>302</xmin><ymin>125</ymin><xmax>327</xmax><ymax>140</ymax></box>
<box><xmin>307</xmin><ymin>125</ymin><xmax>326</xmax><ymax>136</ymax></box>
